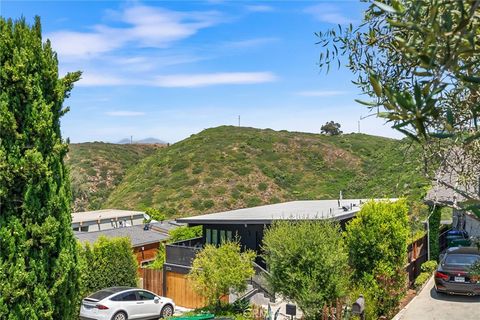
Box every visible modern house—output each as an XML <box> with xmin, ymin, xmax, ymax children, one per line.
<box><xmin>172</xmin><ymin>199</ymin><xmax>385</xmax><ymax>267</ymax></box>
<box><xmin>159</xmin><ymin>199</ymin><xmax>395</xmax><ymax>308</ymax></box>
<box><xmin>72</xmin><ymin>209</ymin><xmax>145</xmax><ymax>232</ymax></box>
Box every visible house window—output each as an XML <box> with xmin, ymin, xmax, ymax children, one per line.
<box><xmin>226</xmin><ymin>230</ymin><xmax>233</xmax><ymax>242</ymax></box>
<box><xmin>140</xmin><ymin>260</ymin><xmax>155</xmax><ymax>268</ymax></box>
<box><xmin>212</xmin><ymin>229</ymin><xmax>218</xmax><ymax>245</ymax></box>
<box><xmin>220</xmin><ymin>230</ymin><xmax>226</xmax><ymax>244</ymax></box>
<box><xmin>206</xmin><ymin>228</ymin><xmax>212</xmax><ymax>244</ymax></box>
<box><xmin>80</xmin><ymin>226</ymin><xmax>89</xmax><ymax>232</ymax></box>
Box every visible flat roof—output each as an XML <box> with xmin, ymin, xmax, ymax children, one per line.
<box><xmin>74</xmin><ymin>222</ymin><xmax>170</xmax><ymax>247</ymax></box>
<box><xmin>72</xmin><ymin>209</ymin><xmax>145</xmax><ymax>224</ymax></box>
<box><xmin>176</xmin><ymin>199</ymin><xmax>397</xmax><ymax>225</ymax></box>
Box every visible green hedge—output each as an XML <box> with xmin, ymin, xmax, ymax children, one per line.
<box><xmin>421</xmin><ymin>260</ymin><xmax>438</xmax><ymax>274</ymax></box>
<box><xmin>414</xmin><ymin>272</ymin><xmax>431</xmax><ymax>290</ymax></box>
<box><xmin>78</xmin><ymin>236</ymin><xmax>138</xmax><ymax>297</ymax></box>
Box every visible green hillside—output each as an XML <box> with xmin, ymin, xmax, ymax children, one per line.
<box><xmin>67</xmin><ymin>142</ymin><xmax>161</xmax><ymax>211</ymax></box>
<box><xmin>103</xmin><ymin>126</ymin><xmax>428</xmax><ymax>217</ymax></box>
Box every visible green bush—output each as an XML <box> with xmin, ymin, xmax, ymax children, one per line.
<box><xmin>203</xmin><ymin>199</ymin><xmax>215</xmax><ymax>209</ymax></box>
<box><xmin>147</xmin><ymin>245</ymin><xmax>166</xmax><ymax>270</ymax></box>
<box><xmin>169</xmin><ymin>226</ymin><xmax>203</xmax><ymax>243</ymax></box>
<box><xmin>79</xmin><ymin>236</ymin><xmax>138</xmax><ymax>297</ymax></box>
<box><xmin>346</xmin><ymin>200</ymin><xmax>409</xmax><ymax>279</ymax></box>
<box><xmin>189</xmin><ymin>242</ymin><xmax>255</xmax><ymax>306</ymax></box>
<box><xmin>257</xmin><ymin>182</ymin><xmax>268</xmax><ymax>191</ymax></box>
<box><xmin>145</xmin><ymin>207</ymin><xmax>166</xmax><ymax>222</ymax></box>
<box><xmin>263</xmin><ymin>220</ymin><xmax>350</xmax><ymax>320</ymax></box>
<box><xmin>345</xmin><ymin>200</ymin><xmax>409</xmax><ymax>319</ymax></box>
<box><xmin>414</xmin><ymin>272</ymin><xmax>431</xmax><ymax>290</ymax></box>
<box><xmin>246</xmin><ymin>196</ymin><xmax>262</xmax><ymax>207</ymax></box>
<box><xmin>421</xmin><ymin>260</ymin><xmax>438</xmax><ymax>274</ymax></box>
<box><xmin>171</xmin><ymin>161</ymin><xmax>189</xmax><ymax>172</ymax></box>
<box><xmin>192</xmin><ymin>166</ymin><xmax>203</xmax><ymax>174</ymax></box>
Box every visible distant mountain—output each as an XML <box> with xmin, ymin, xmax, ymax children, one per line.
<box><xmin>117</xmin><ymin>137</ymin><xmax>167</xmax><ymax>145</ymax></box>
<box><xmin>99</xmin><ymin>126</ymin><xmax>428</xmax><ymax>217</ymax></box>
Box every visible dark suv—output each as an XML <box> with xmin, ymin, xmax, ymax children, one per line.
<box><xmin>434</xmin><ymin>246</ymin><xmax>480</xmax><ymax>296</ymax></box>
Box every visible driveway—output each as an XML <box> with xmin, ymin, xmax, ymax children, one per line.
<box><xmin>394</xmin><ymin>277</ymin><xmax>480</xmax><ymax>320</ymax></box>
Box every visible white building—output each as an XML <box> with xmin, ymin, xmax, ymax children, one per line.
<box><xmin>72</xmin><ymin>209</ymin><xmax>145</xmax><ymax>232</ymax></box>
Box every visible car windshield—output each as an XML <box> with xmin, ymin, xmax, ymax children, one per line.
<box><xmin>445</xmin><ymin>254</ymin><xmax>480</xmax><ymax>266</ymax></box>
<box><xmin>88</xmin><ymin>290</ymin><xmax>114</xmax><ymax>301</ymax></box>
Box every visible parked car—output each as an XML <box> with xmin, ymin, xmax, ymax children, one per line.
<box><xmin>434</xmin><ymin>246</ymin><xmax>480</xmax><ymax>296</ymax></box>
<box><xmin>446</xmin><ymin>230</ymin><xmax>471</xmax><ymax>247</ymax></box>
<box><xmin>80</xmin><ymin>287</ymin><xmax>175</xmax><ymax>320</ymax></box>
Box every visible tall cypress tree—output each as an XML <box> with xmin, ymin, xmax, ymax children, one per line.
<box><xmin>0</xmin><ymin>17</ymin><xmax>81</xmax><ymax>319</ymax></box>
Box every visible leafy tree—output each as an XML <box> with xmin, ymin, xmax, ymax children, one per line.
<box><xmin>169</xmin><ymin>225</ymin><xmax>202</xmax><ymax>243</ymax></box>
<box><xmin>0</xmin><ymin>17</ymin><xmax>81</xmax><ymax>319</ymax></box>
<box><xmin>318</xmin><ymin>0</ymin><xmax>480</xmax><ymax>206</ymax></box>
<box><xmin>189</xmin><ymin>241</ymin><xmax>255</xmax><ymax>306</ymax></box>
<box><xmin>145</xmin><ymin>207</ymin><xmax>166</xmax><ymax>222</ymax></box>
<box><xmin>79</xmin><ymin>236</ymin><xmax>138</xmax><ymax>297</ymax></box>
<box><xmin>262</xmin><ymin>220</ymin><xmax>350</xmax><ymax>320</ymax></box>
<box><xmin>320</xmin><ymin>121</ymin><xmax>343</xmax><ymax>135</ymax></box>
<box><xmin>345</xmin><ymin>200</ymin><xmax>409</xmax><ymax>318</ymax></box>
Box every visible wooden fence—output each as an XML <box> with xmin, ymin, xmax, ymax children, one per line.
<box><xmin>405</xmin><ymin>226</ymin><xmax>450</xmax><ymax>286</ymax></box>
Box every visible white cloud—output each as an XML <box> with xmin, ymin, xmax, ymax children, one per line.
<box><xmin>224</xmin><ymin>37</ymin><xmax>279</xmax><ymax>49</ymax></box>
<box><xmin>105</xmin><ymin>111</ymin><xmax>146</xmax><ymax>117</ymax></box>
<box><xmin>109</xmin><ymin>54</ymin><xmax>206</xmax><ymax>71</ymax></box>
<box><xmin>47</xmin><ymin>5</ymin><xmax>223</xmax><ymax>59</ymax></box>
<box><xmin>77</xmin><ymin>71</ymin><xmax>277</xmax><ymax>87</ymax></box>
<box><xmin>296</xmin><ymin>90</ymin><xmax>348</xmax><ymax>97</ymax></box>
<box><xmin>246</xmin><ymin>5</ymin><xmax>274</xmax><ymax>12</ymax></box>
<box><xmin>153</xmin><ymin>72</ymin><xmax>277</xmax><ymax>87</ymax></box>
<box><xmin>304</xmin><ymin>4</ymin><xmax>358</xmax><ymax>24</ymax></box>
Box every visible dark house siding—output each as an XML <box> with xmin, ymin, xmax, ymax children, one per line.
<box><xmin>199</xmin><ymin>217</ymin><xmax>353</xmax><ymax>268</ymax></box>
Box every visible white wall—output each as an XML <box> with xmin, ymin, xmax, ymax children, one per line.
<box><xmin>465</xmin><ymin>213</ymin><xmax>480</xmax><ymax>238</ymax></box>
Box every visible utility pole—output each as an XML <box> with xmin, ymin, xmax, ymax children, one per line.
<box><xmin>358</xmin><ymin>114</ymin><xmax>369</xmax><ymax>134</ymax></box>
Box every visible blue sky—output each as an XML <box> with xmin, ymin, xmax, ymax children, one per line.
<box><xmin>3</xmin><ymin>0</ymin><xmax>402</xmax><ymax>143</ymax></box>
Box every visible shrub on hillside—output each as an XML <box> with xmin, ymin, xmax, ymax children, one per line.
<box><xmin>145</xmin><ymin>207</ymin><xmax>166</xmax><ymax>222</ymax></box>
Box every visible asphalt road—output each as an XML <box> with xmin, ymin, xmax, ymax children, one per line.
<box><xmin>393</xmin><ymin>277</ymin><xmax>480</xmax><ymax>320</ymax></box>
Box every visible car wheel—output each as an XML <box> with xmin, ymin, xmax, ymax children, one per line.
<box><xmin>434</xmin><ymin>287</ymin><xmax>445</xmax><ymax>296</ymax></box>
<box><xmin>112</xmin><ymin>311</ymin><xmax>128</xmax><ymax>320</ymax></box>
<box><xmin>160</xmin><ymin>304</ymin><xmax>174</xmax><ymax>318</ymax></box>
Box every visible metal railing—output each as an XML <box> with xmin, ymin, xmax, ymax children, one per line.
<box><xmin>165</xmin><ymin>237</ymin><xmax>203</xmax><ymax>267</ymax></box>
<box><xmin>249</xmin><ymin>261</ymin><xmax>276</xmax><ymax>301</ymax></box>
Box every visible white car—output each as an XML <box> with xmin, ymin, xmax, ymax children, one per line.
<box><xmin>80</xmin><ymin>287</ymin><xmax>175</xmax><ymax>320</ymax></box>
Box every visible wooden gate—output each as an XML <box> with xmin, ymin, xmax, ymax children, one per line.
<box><xmin>166</xmin><ymin>271</ymin><xmax>207</xmax><ymax>309</ymax></box>
<box><xmin>143</xmin><ymin>268</ymin><xmax>164</xmax><ymax>296</ymax></box>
